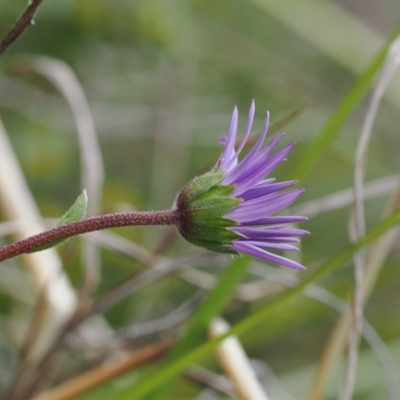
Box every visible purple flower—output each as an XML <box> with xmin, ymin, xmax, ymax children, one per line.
<box><xmin>175</xmin><ymin>101</ymin><xmax>308</xmax><ymax>270</ymax></box>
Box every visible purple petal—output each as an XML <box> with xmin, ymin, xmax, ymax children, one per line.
<box><xmin>218</xmin><ymin>107</ymin><xmax>238</xmax><ymax>170</ymax></box>
<box><xmin>219</xmin><ymin>136</ymin><xmax>228</xmax><ymax>145</ymax></box>
<box><xmin>236</xmin><ymin>99</ymin><xmax>255</xmax><ymax>157</ymax></box>
<box><xmin>226</xmin><ymin>189</ymin><xmax>304</xmax><ymax>222</ymax></box>
<box><xmin>223</xmin><ymin>132</ymin><xmax>285</xmax><ymax>185</ymax></box>
<box><xmin>245</xmin><ymin>111</ymin><xmax>269</xmax><ymax>157</ymax></box>
<box><xmin>207</xmin><ymin>102</ymin><xmax>308</xmax><ymax>270</ymax></box>
<box><xmin>224</xmin><ymin>100</ymin><xmax>255</xmax><ymax>171</ymax></box>
<box><xmin>231</xmin><ymin>188</ymin><xmax>303</xmax><ymax>213</ymax></box>
<box><xmin>240</xmin><ymin>216</ymin><xmax>308</xmax><ymax>226</ymax></box>
<box><xmin>240</xmin><ymin>181</ymin><xmax>297</xmax><ymax>201</ymax></box>
<box><xmin>232</xmin><ymin>226</ymin><xmax>310</xmax><ymax>238</ymax></box>
<box><xmin>231</xmin><ymin>241</ymin><xmax>305</xmax><ymax>270</ymax></box>
<box><xmin>232</xmin><ymin>143</ymin><xmax>295</xmax><ymax>196</ymax></box>
<box><xmin>238</xmin><ymin>240</ymin><xmax>299</xmax><ymax>251</ymax></box>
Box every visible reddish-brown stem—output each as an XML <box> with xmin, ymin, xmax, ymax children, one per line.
<box><xmin>0</xmin><ymin>0</ymin><xmax>45</xmax><ymax>56</ymax></box>
<box><xmin>0</xmin><ymin>210</ymin><xmax>179</xmax><ymax>263</ymax></box>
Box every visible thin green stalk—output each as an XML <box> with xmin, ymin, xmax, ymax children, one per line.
<box><xmin>151</xmin><ymin>256</ymin><xmax>250</xmax><ymax>399</ymax></box>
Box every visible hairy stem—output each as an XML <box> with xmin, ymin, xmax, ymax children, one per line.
<box><xmin>0</xmin><ymin>210</ymin><xmax>179</xmax><ymax>263</ymax></box>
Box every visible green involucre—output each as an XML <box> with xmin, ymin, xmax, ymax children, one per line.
<box><xmin>175</xmin><ymin>171</ymin><xmax>242</xmax><ymax>254</ymax></box>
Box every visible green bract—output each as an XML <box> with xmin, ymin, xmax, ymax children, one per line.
<box><xmin>174</xmin><ymin>172</ymin><xmax>242</xmax><ymax>254</ymax></box>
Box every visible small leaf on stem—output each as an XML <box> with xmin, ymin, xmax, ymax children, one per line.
<box><xmin>57</xmin><ymin>189</ymin><xmax>88</xmax><ymax>227</ymax></box>
<box><xmin>33</xmin><ymin>190</ymin><xmax>88</xmax><ymax>252</ymax></box>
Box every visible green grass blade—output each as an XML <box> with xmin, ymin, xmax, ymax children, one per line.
<box><xmin>149</xmin><ymin>255</ymin><xmax>250</xmax><ymax>400</ymax></box>
<box><xmin>291</xmin><ymin>26</ymin><xmax>400</xmax><ymax>183</ymax></box>
<box><xmin>115</xmin><ymin>208</ymin><xmax>400</xmax><ymax>399</ymax></box>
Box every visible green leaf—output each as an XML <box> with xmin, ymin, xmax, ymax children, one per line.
<box><xmin>32</xmin><ymin>190</ymin><xmax>88</xmax><ymax>252</ymax></box>
<box><xmin>57</xmin><ymin>189</ymin><xmax>88</xmax><ymax>227</ymax></box>
<box><xmin>290</xmin><ymin>26</ymin><xmax>400</xmax><ymax>183</ymax></box>
<box><xmin>114</xmin><ymin>207</ymin><xmax>400</xmax><ymax>399</ymax></box>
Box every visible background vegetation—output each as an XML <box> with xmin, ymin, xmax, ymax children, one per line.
<box><xmin>0</xmin><ymin>1</ymin><xmax>400</xmax><ymax>399</ymax></box>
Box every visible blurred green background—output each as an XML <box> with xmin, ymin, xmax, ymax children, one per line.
<box><xmin>1</xmin><ymin>1</ymin><xmax>400</xmax><ymax>399</ymax></box>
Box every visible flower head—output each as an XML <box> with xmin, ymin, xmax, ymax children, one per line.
<box><xmin>174</xmin><ymin>101</ymin><xmax>308</xmax><ymax>270</ymax></box>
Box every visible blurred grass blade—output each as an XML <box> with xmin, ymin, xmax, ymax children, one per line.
<box><xmin>290</xmin><ymin>26</ymin><xmax>400</xmax><ymax>183</ymax></box>
<box><xmin>115</xmin><ymin>208</ymin><xmax>400</xmax><ymax>399</ymax></box>
<box><xmin>151</xmin><ymin>256</ymin><xmax>250</xmax><ymax>399</ymax></box>
<box><xmin>33</xmin><ymin>190</ymin><xmax>88</xmax><ymax>252</ymax></box>
<box><xmin>168</xmin><ymin>256</ymin><xmax>250</xmax><ymax>358</ymax></box>
<box><xmin>268</xmin><ymin>107</ymin><xmax>303</xmax><ymax>135</ymax></box>
<box><xmin>141</xmin><ymin>256</ymin><xmax>250</xmax><ymax>400</ymax></box>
